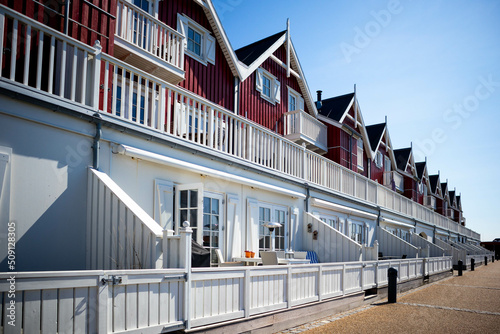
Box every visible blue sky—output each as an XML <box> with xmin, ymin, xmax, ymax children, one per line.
<box><xmin>212</xmin><ymin>0</ymin><xmax>500</xmax><ymax>242</ymax></box>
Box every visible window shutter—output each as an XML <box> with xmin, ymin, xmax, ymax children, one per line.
<box><xmin>154</xmin><ymin>180</ymin><xmax>174</xmax><ymax>230</ymax></box>
<box><xmin>206</xmin><ymin>34</ymin><xmax>216</xmax><ymax>65</ymax></box>
<box><xmin>247</xmin><ymin>198</ymin><xmax>260</xmax><ymax>253</ymax></box>
<box><xmin>227</xmin><ymin>194</ymin><xmax>241</xmax><ymax>258</ymax></box>
<box><xmin>177</xmin><ymin>14</ymin><xmax>189</xmax><ymax>41</ymax></box>
<box><xmin>273</xmin><ymin>78</ymin><xmax>281</xmax><ymax>103</ymax></box>
<box><xmin>256</xmin><ymin>69</ymin><xmax>263</xmax><ymax>93</ymax></box>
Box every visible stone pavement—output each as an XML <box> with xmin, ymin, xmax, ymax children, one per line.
<box><xmin>277</xmin><ymin>260</ymin><xmax>500</xmax><ymax>334</ymax></box>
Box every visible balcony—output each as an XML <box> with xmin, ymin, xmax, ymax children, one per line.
<box><xmin>0</xmin><ymin>4</ymin><xmax>481</xmax><ymax>241</ymax></box>
<box><xmin>283</xmin><ymin>109</ymin><xmax>328</xmax><ymax>153</ymax></box>
<box><xmin>446</xmin><ymin>209</ymin><xmax>455</xmax><ymax>219</ymax></box>
<box><xmin>424</xmin><ymin>195</ymin><xmax>437</xmax><ymax>210</ymax></box>
<box><xmin>114</xmin><ymin>0</ymin><xmax>185</xmax><ymax>84</ymax></box>
<box><xmin>383</xmin><ymin>171</ymin><xmax>404</xmax><ymax>193</ymax></box>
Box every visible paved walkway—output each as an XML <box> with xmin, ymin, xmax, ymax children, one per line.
<box><xmin>277</xmin><ymin>260</ymin><xmax>500</xmax><ymax>333</ymax></box>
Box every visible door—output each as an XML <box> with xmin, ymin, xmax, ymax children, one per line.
<box><xmin>175</xmin><ymin>183</ymin><xmax>203</xmax><ymax>242</ymax></box>
<box><xmin>203</xmin><ymin>192</ymin><xmax>224</xmax><ymax>266</ymax></box>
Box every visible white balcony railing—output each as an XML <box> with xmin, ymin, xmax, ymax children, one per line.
<box><xmin>115</xmin><ymin>0</ymin><xmax>185</xmax><ymax>83</ymax></box>
<box><xmin>0</xmin><ymin>4</ymin><xmax>481</xmax><ymax>241</ymax></box>
<box><xmin>383</xmin><ymin>171</ymin><xmax>404</xmax><ymax>193</ymax></box>
<box><xmin>447</xmin><ymin>209</ymin><xmax>455</xmax><ymax>219</ymax></box>
<box><xmin>424</xmin><ymin>195</ymin><xmax>437</xmax><ymax>210</ymax></box>
<box><xmin>284</xmin><ymin>109</ymin><xmax>328</xmax><ymax>152</ymax></box>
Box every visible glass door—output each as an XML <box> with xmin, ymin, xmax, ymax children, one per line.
<box><xmin>203</xmin><ymin>192</ymin><xmax>224</xmax><ymax>266</ymax></box>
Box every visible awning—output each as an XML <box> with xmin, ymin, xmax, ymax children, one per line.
<box><xmin>112</xmin><ymin>144</ymin><xmax>306</xmax><ymax>199</ymax></box>
<box><xmin>310</xmin><ymin>198</ymin><xmax>377</xmax><ymax>220</ymax></box>
<box><xmin>380</xmin><ymin>217</ymin><xmax>415</xmax><ymax>229</ymax></box>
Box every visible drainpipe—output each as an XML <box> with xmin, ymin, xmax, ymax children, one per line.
<box><xmin>64</xmin><ymin>0</ymin><xmax>71</xmax><ymax>35</ymax></box>
<box><xmin>92</xmin><ymin>113</ymin><xmax>102</xmax><ymax>170</ymax></box>
<box><xmin>304</xmin><ymin>183</ymin><xmax>310</xmax><ymax>212</ymax></box>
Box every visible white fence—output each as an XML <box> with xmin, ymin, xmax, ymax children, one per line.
<box><xmin>87</xmin><ymin>168</ymin><xmax>164</xmax><ymax>270</ymax></box>
<box><xmin>283</xmin><ymin>109</ymin><xmax>328</xmax><ymax>150</ymax></box>
<box><xmin>410</xmin><ymin>233</ymin><xmax>445</xmax><ymax>258</ymax></box>
<box><xmin>0</xmin><ymin>256</ymin><xmax>452</xmax><ymax>333</ymax></box>
<box><xmin>377</xmin><ymin>226</ymin><xmax>419</xmax><ymax>259</ymax></box>
<box><xmin>303</xmin><ymin>213</ymin><xmax>362</xmax><ymax>262</ymax></box>
<box><xmin>0</xmin><ymin>4</ymin><xmax>480</xmax><ymax>241</ymax></box>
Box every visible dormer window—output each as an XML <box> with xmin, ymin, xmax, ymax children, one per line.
<box><xmin>357</xmin><ymin>138</ymin><xmax>364</xmax><ymax>170</ymax></box>
<box><xmin>256</xmin><ymin>67</ymin><xmax>280</xmax><ymax>104</ymax></box>
<box><xmin>178</xmin><ymin>14</ymin><xmax>216</xmax><ymax>65</ymax></box>
<box><xmin>287</xmin><ymin>87</ymin><xmax>303</xmax><ymax>112</ymax></box>
<box><xmin>375</xmin><ymin>151</ymin><xmax>383</xmax><ymax>168</ymax></box>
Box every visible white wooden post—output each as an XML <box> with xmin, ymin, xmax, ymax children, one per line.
<box><xmin>302</xmin><ymin>143</ymin><xmax>307</xmax><ymax>180</ymax></box>
<box><xmin>179</xmin><ymin>221</ymin><xmax>193</xmax><ymax>330</ymax></box>
<box><xmin>287</xmin><ymin>266</ymin><xmax>292</xmax><ymax>308</ymax></box>
<box><xmin>244</xmin><ymin>269</ymin><xmax>251</xmax><ymax>318</ymax></box>
<box><xmin>318</xmin><ymin>264</ymin><xmax>323</xmax><ymax>301</ymax></box>
<box><xmin>92</xmin><ymin>40</ymin><xmax>102</xmax><ymax>110</ymax></box>
<box><xmin>97</xmin><ymin>277</ymin><xmax>110</xmax><ymax>333</ymax></box>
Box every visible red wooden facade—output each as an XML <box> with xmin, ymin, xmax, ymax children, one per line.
<box><xmin>159</xmin><ymin>0</ymin><xmax>234</xmax><ymax>111</ymax></box>
<box><xmin>1</xmin><ymin>0</ymin><xmax>116</xmax><ymax>53</ymax></box>
<box><xmin>238</xmin><ymin>45</ymin><xmax>307</xmax><ymax>135</ymax></box>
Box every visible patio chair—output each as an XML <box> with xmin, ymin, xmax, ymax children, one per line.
<box><xmin>215</xmin><ymin>249</ymin><xmax>244</xmax><ymax>267</ymax></box>
<box><xmin>261</xmin><ymin>251</ymin><xmax>279</xmax><ymax>265</ymax></box>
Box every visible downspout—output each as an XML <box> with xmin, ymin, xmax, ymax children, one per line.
<box><xmin>64</xmin><ymin>0</ymin><xmax>71</xmax><ymax>35</ymax></box>
<box><xmin>92</xmin><ymin>113</ymin><xmax>102</xmax><ymax>170</ymax></box>
<box><xmin>304</xmin><ymin>183</ymin><xmax>310</xmax><ymax>212</ymax></box>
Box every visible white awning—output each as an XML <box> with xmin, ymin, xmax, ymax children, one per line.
<box><xmin>310</xmin><ymin>198</ymin><xmax>377</xmax><ymax>220</ymax></box>
<box><xmin>380</xmin><ymin>217</ymin><xmax>415</xmax><ymax>229</ymax></box>
<box><xmin>112</xmin><ymin>144</ymin><xmax>306</xmax><ymax>199</ymax></box>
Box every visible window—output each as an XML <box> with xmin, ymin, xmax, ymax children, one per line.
<box><xmin>175</xmin><ymin>183</ymin><xmax>203</xmax><ymax>242</ymax></box>
<box><xmin>203</xmin><ymin>193</ymin><xmax>223</xmax><ymax>266</ymax></box>
<box><xmin>350</xmin><ymin>221</ymin><xmax>366</xmax><ymax>245</ymax></box>
<box><xmin>187</xmin><ymin>27</ymin><xmax>202</xmax><ymax>57</ymax></box>
<box><xmin>384</xmin><ymin>156</ymin><xmax>391</xmax><ymax>172</ymax></box>
<box><xmin>256</xmin><ymin>67</ymin><xmax>280</xmax><ymax>104</ymax></box>
<box><xmin>133</xmin><ymin>0</ymin><xmax>151</xmax><ymax>13</ymax></box>
<box><xmin>320</xmin><ymin>215</ymin><xmax>340</xmax><ymax>231</ymax></box>
<box><xmin>357</xmin><ymin>139</ymin><xmax>364</xmax><ymax>170</ymax></box>
<box><xmin>178</xmin><ymin>14</ymin><xmax>216</xmax><ymax>65</ymax></box>
<box><xmin>375</xmin><ymin>151</ymin><xmax>383</xmax><ymax>168</ymax></box>
<box><xmin>287</xmin><ymin>87</ymin><xmax>303</xmax><ymax>112</ymax></box>
<box><xmin>258</xmin><ymin>203</ymin><xmax>287</xmax><ymax>251</ymax></box>
<box><xmin>115</xmin><ymin>84</ymin><xmax>147</xmax><ymax>124</ymax></box>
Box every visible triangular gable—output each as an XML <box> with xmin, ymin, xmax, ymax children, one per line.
<box><xmin>366</xmin><ymin>123</ymin><xmax>386</xmax><ymax>153</ymax></box>
<box><xmin>234</xmin><ymin>27</ymin><xmax>318</xmax><ymax>117</ymax></box>
<box><xmin>441</xmin><ymin>182</ymin><xmax>450</xmax><ymax>203</ymax></box>
<box><xmin>415</xmin><ymin>161</ymin><xmax>431</xmax><ymax>191</ymax></box>
<box><xmin>393</xmin><ymin>148</ymin><xmax>417</xmax><ymax>178</ymax></box>
<box><xmin>456</xmin><ymin>195</ymin><xmax>462</xmax><ymax>211</ymax></box>
<box><xmin>197</xmin><ymin>0</ymin><xmax>243</xmax><ymax>78</ymax></box>
<box><xmin>429</xmin><ymin>174</ymin><xmax>443</xmax><ymax>198</ymax></box>
<box><xmin>449</xmin><ymin>190</ymin><xmax>457</xmax><ymax>208</ymax></box>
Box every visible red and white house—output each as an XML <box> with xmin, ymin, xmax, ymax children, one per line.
<box><xmin>0</xmin><ymin>1</ymin><xmax>489</xmax><ymax>333</ymax></box>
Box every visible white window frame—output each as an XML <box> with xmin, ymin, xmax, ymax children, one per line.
<box><xmin>349</xmin><ymin>220</ymin><xmax>367</xmax><ymax>245</ymax></box>
<box><xmin>175</xmin><ymin>183</ymin><xmax>204</xmax><ymax>242</ymax></box>
<box><xmin>320</xmin><ymin>214</ymin><xmax>340</xmax><ymax>231</ymax></box>
<box><xmin>287</xmin><ymin>86</ymin><xmax>304</xmax><ymax>112</ymax></box>
<box><xmin>375</xmin><ymin>151</ymin><xmax>383</xmax><ymax>169</ymax></box>
<box><xmin>357</xmin><ymin>138</ymin><xmax>364</xmax><ymax>170</ymax></box>
<box><xmin>384</xmin><ymin>155</ymin><xmax>391</xmax><ymax>172</ymax></box>
<box><xmin>178</xmin><ymin>14</ymin><xmax>216</xmax><ymax>65</ymax></box>
<box><xmin>203</xmin><ymin>191</ymin><xmax>224</xmax><ymax>266</ymax></box>
<box><xmin>256</xmin><ymin>67</ymin><xmax>280</xmax><ymax>105</ymax></box>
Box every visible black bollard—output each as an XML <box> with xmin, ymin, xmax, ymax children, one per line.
<box><xmin>471</xmin><ymin>258</ymin><xmax>475</xmax><ymax>271</ymax></box>
<box><xmin>458</xmin><ymin>260</ymin><xmax>463</xmax><ymax>276</ymax></box>
<box><xmin>493</xmin><ymin>256</ymin><xmax>495</xmax><ymax>263</ymax></box>
<box><xmin>388</xmin><ymin>267</ymin><xmax>398</xmax><ymax>303</ymax></box>
<box><xmin>485</xmin><ymin>256</ymin><xmax>487</xmax><ymax>266</ymax></box>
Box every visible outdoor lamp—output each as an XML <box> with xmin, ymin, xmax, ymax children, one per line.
<box><xmin>263</xmin><ymin>222</ymin><xmax>282</xmax><ymax>251</ymax></box>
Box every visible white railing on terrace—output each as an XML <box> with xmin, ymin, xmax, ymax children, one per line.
<box><xmin>283</xmin><ymin>109</ymin><xmax>328</xmax><ymax>151</ymax></box>
<box><xmin>0</xmin><ymin>257</ymin><xmax>452</xmax><ymax>333</ymax></box>
<box><xmin>424</xmin><ymin>195</ymin><xmax>437</xmax><ymax>209</ymax></box>
<box><xmin>0</xmin><ymin>4</ymin><xmax>480</xmax><ymax>241</ymax></box>
<box><xmin>115</xmin><ymin>0</ymin><xmax>184</xmax><ymax>70</ymax></box>
<box><xmin>383</xmin><ymin>170</ymin><xmax>404</xmax><ymax>192</ymax></box>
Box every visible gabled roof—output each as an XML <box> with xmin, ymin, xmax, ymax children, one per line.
<box><xmin>234</xmin><ymin>27</ymin><xmax>318</xmax><ymax>117</ymax></box>
<box><xmin>394</xmin><ymin>148</ymin><xmax>412</xmax><ymax>171</ymax></box>
<box><xmin>456</xmin><ymin>195</ymin><xmax>462</xmax><ymax>210</ymax></box>
<box><xmin>318</xmin><ymin>93</ymin><xmax>355</xmax><ymax>122</ymax></box>
<box><xmin>429</xmin><ymin>174</ymin><xmax>441</xmax><ymax>195</ymax></box>
<box><xmin>449</xmin><ymin>190</ymin><xmax>456</xmax><ymax>207</ymax></box>
<box><xmin>197</xmin><ymin>0</ymin><xmax>243</xmax><ymax>78</ymax></box>
<box><xmin>441</xmin><ymin>182</ymin><xmax>450</xmax><ymax>202</ymax></box>
<box><xmin>415</xmin><ymin>161</ymin><xmax>426</xmax><ymax>180</ymax></box>
<box><xmin>236</xmin><ymin>30</ymin><xmax>286</xmax><ymax>66</ymax></box>
<box><xmin>365</xmin><ymin>123</ymin><xmax>386</xmax><ymax>152</ymax></box>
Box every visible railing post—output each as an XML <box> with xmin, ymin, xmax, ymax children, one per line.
<box><xmin>97</xmin><ymin>273</ymin><xmax>110</xmax><ymax>333</ymax></box>
<box><xmin>287</xmin><ymin>266</ymin><xmax>292</xmax><ymax>308</ymax></box>
<box><xmin>302</xmin><ymin>143</ymin><xmax>307</xmax><ymax>180</ymax></box>
<box><xmin>244</xmin><ymin>269</ymin><xmax>251</xmax><ymax>318</ymax></box>
<box><xmin>92</xmin><ymin>40</ymin><xmax>102</xmax><ymax>111</ymax></box>
<box><xmin>179</xmin><ymin>221</ymin><xmax>193</xmax><ymax>330</ymax></box>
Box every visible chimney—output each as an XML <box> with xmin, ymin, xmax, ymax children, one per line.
<box><xmin>316</xmin><ymin>90</ymin><xmax>322</xmax><ymax>110</ymax></box>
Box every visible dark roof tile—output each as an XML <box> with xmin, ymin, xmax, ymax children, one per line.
<box><xmin>393</xmin><ymin>148</ymin><xmax>412</xmax><ymax>171</ymax></box>
<box><xmin>317</xmin><ymin>93</ymin><xmax>355</xmax><ymax>122</ymax></box>
<box><xmin>235</xmin><ymin>30</ymin><xmax>287</xmax><ymax>66</ymax></box>
<box><xmin>365</xmin><ymin>123</ymin><xmax>386</xmax><ymax>152</ymax></box>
